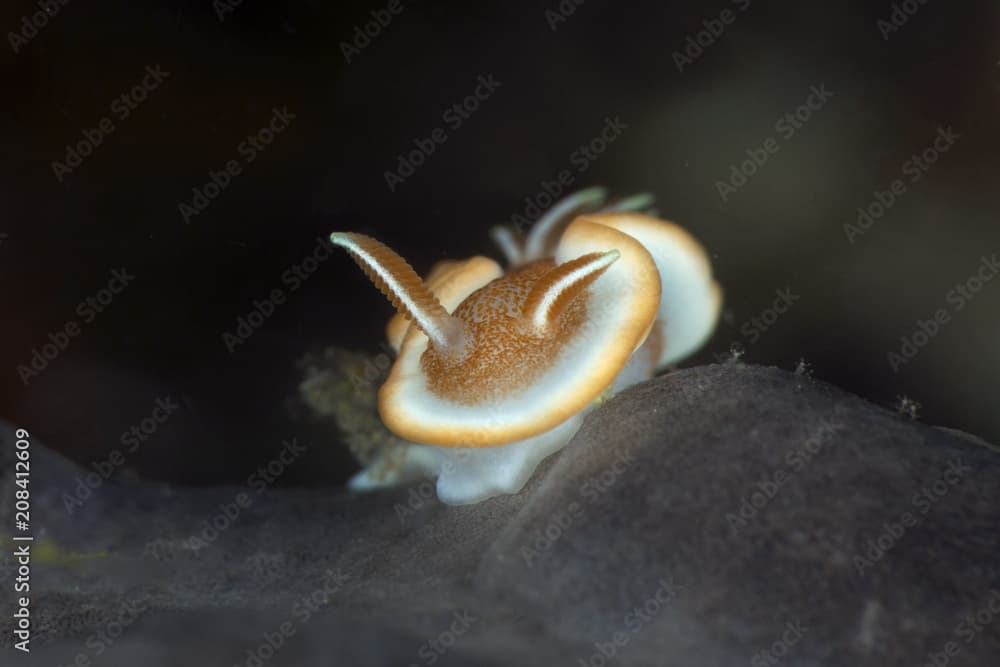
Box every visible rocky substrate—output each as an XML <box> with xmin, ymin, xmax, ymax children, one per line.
<box><xmin>2</xmin><ymin>363</ymin><xmax>998</xmax><ymax>666</ymax></box>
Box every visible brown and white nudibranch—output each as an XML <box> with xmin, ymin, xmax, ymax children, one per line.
<box><xmin>330</xmin><ymin>188</ymin><xmax>722</xmax><ymax>505</ymax></box>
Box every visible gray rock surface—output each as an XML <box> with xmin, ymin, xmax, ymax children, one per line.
<box><xmin>2</xmin><ymin>363</ymin><xmax>999</xmax><ymax>666</ymax></box>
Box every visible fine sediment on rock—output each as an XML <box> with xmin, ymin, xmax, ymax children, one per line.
<box><xmin>2</xmin><ymin>363</ymin><xmax>998</xmax><ymax>666</ymax></box>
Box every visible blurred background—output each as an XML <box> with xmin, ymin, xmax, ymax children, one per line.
<box><xmin>2</xmin><ymin>0</ymin><xmax>998</xmax><ymax>486</ymax></box>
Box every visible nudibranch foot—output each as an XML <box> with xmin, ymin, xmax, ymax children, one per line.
<box><xmin>430</xmin><ymin>414</ymin><xmax>585</xmax><ymax>505</ymax></box>
<box><xmin>346</xmin><ymin>444</ymin><xmax>441</xmax><ymax>492</ymax></box>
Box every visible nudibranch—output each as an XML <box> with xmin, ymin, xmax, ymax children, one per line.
<box><xmin>330</xmin><ymin>188</ymin><xmax>722</xmax><ymax>505</ymax></box>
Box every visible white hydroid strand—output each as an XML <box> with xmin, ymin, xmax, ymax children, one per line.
<box><xmin>489</xmin><ymin>225</ymin><xmax>522</xmax><ymax>266</ymax></box>
<box><xmin>523</xmin><ymin>186</ymin><xmax>607</xmax><ymax>261</ymax></box>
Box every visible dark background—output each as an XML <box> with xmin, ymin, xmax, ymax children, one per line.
<box><xmin>3</xmin><ymin>0</ymin><xmax>998</xmax><ymax>486</ymax></box>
